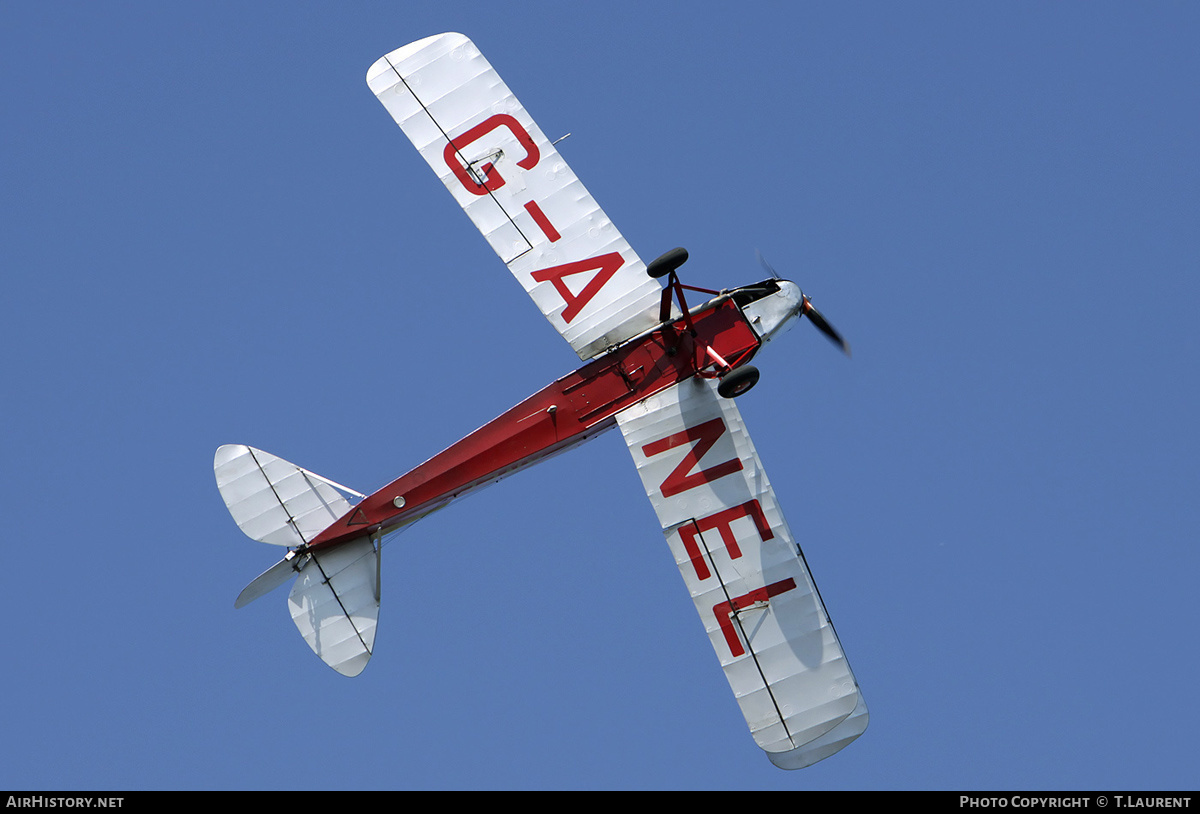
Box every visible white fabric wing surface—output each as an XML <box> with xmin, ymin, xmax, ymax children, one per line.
<box><xmin>615</xmin><ymin>379</ymin><xmax>866</xmax><ymax>765</ymax></box>
<box><xmin>214</xmin><ymin>444</ymin><xmax>351</xmax><ymax>546</ymax></box>
<box><xmin>767</xmin><ymin>693</ymin><xmax>869</xmax><ymax>770</ymax></box>
<box><xmin>366</xmin><ymin>32</ymin><xmax>663</xmax><ymax>360</ymax></box>
<box><xmin>288</xmin><ymin>536</ymin><xmax>380</xmax><ymax>677</ymax></box>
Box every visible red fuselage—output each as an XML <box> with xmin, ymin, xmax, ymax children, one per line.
<box><xmin>309</xmin><ymin>296</ymin><xmax>761</xmax><ymax>551</ymax></box>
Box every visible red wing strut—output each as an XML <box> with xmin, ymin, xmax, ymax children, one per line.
<box><xmin>366</xmin><ymin>33</ymin><xmax>663</xmax><ymax>359</ymax></box>
<box><xmin>615</xmin><ymin>380</ymin><xmax>867</xmax><ymax>767</ymax></box>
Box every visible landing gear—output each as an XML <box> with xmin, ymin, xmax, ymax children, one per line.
<box><xmin>647</xmin><ymin>246</ymin><xmax>761</xmax><ymax>398</ymax></box>
<box><xmin>646</xmin><ymin>247</ymin><xmax>689</xmax><ymax>278</ymax></box>
<box><xmin>718</xmin><ymin>365</ymin><xmax>759</xmax><ymax>398</ymax></box>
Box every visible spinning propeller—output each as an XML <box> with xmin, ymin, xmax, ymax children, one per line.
<box><xmin>756</xmin><ymin>250</ymin><xmax>851</xmax><ymax>357</ymax></box>
<box><xmin>800</xmin><ymin>297</ymin><xmax>851</xmax><ymax>356</ymax></box>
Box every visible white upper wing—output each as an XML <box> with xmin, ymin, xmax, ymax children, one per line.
<box><xmin>367</xmin><ymin>33</ymin><xmax>663</xmax><ymax>359</ymax></box>
<box><xmin>616</xmin><ymin>379</ymin><xmax>866</xmax><ymax>766</ymax></box>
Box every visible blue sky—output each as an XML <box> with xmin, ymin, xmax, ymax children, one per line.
<box><xmin>2</xmin><ymin>1</ymin><xmax>1198</xmax><ymax>791</ymax></box>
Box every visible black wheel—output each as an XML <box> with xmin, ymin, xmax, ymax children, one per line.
<box><xmin>646</xmin><ymin>247</ymin><xmax>689</xmax><ymax>278</ymax></box>
<box><xmin>718</xmin><ymin>365</ymin><xmax>760</xmax><ymax>398</ymax></box>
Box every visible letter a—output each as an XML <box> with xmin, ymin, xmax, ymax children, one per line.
<box><xmin>530</xmin><ymin>252</ymin><xmax>624</xmax><ymax>323</ymax></box>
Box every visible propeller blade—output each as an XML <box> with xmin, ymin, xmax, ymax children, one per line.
<box><xmin>754</xmin><ymin>250</ymin><xmax>851</xmax><ymax>356</ymax></box>
<box><xmin>802</xmin><ymin>298</ymin><xmax>852</xmax><ymax>357</ymax></box>
<box><xmin>755</xmin><ymin>249</ymin><xmax>780</xmax><ymax>280</ymax></box>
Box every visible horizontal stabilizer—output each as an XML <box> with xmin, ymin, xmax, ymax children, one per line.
<box><xmin>214</xmin><ymin>445</ymin><xmax>357</xmax><ymax>546</ymax></box>
<box><xmin>235</xmin><ymin>550</ymin><xmax>310</xmax><ymax>609</ymax></box>
<box><xmin>289</xmin><ymin>536</ymin><xmax>380</xmax><ymax>677</ymax></box>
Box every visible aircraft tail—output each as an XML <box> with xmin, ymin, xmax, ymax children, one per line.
<box><xmin>214</xmin><ymin>444</ymin><xmax>379</xmax><ymax>677</ymax></box>
<box><xmin>214</xmin><ymin>444</ymin><xmax>361</xmax><ymax>546</ymax></box>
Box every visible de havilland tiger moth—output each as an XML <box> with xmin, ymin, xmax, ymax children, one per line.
<box><xmin>214</xmin><ymin>32</ymin><xmax>867</xmax><ymax>769</ymax></box>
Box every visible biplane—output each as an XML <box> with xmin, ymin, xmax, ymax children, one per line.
<box><xmin>214</xmin><ymin>32</ymin><xmax>866</xmax><ymax>769</ymax></box>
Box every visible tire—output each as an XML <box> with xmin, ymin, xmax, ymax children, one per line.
<box><xmin>718</xmin><ymin>365</ymin><xmax>760</xmax><ymax>398</ymax></box>
<box><xmin>646</xmin><ymin>247</ymin><xmax>689</xmax><ymax>278</ymax></box>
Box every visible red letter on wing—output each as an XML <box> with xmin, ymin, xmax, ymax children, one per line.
<box><xmin>678</xmin><ymin>499</ymin><xmax>774</xmax><ymax>581</ymax></box>
<box><xmin>530</xmin><ymin>252</ymin><xmax>624</xmax><ymax>323</ymax></box>
<box><xmin>713</xmin><ymin>578</ymin><xmax>798</xmax><ymax>658</ymax></box>
<box><xmin>640</xmin><ymin>417</ymin><xmax>743</xmax><ymax>499</ymax></box>
<box><xmin>444</xmin><ymin>114</ymin><xmax>540</xmax><ymax>195</ymax></box>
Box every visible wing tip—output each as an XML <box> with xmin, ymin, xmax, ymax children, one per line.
<box><xmin>366</xmin><ymin>32</ymin><xmax>472</xmax><ymax>85</ymax></box>
<box><xmin>765</xmin><ymin>696</ymin><xmax>869</xmax><ymax>770</ymax></box>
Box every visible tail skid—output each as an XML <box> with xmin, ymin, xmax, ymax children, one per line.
<box><xmin>215</xmin><ymin>445</ymin><xmax>380</xmax><ymax>676</ymax></box>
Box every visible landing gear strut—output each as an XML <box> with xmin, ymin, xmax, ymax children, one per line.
<box><xmin>648</xmin><ymin>247</ymin><xmax>763</xmax><ymax>399</ymax></box>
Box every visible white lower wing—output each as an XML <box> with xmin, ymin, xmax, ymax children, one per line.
<box><xmin>367</xmin><ymin>33</ymin><xmax>662</xmax><ymax>359</ymax></box>
<box><xmin>616</xmin><ymin>379</ymin><xmax>866</xmax><ymax>766</ymax></box>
